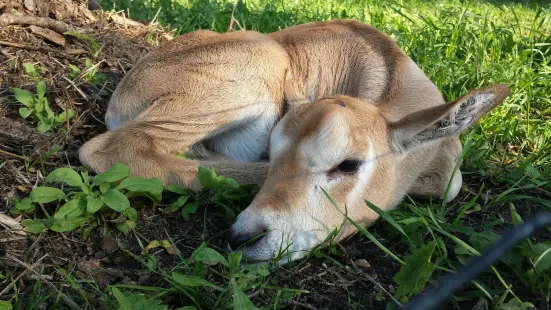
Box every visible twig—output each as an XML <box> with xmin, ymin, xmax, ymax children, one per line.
<box><xmin>228</xmin><ymin>3</ymin><xmax>244</xmax><ymax>32</ymax></box>
<box><xmin>279</xmin><ymin>299</ymin><xmax>319</xmax><ymax>310</ymax></box>
<box><xmin>0</xmin><ymin>13</ymin><xmax>80</xmax><ymax>34</ymax></box>
<box><xmin>349</xmin><ymin>260</ymin><xmax>404</xmax><ymax>308</ymax></box>
<box><xmin>109</xmin><ymin>14</ymin><xmax>146</xmax><ymax>28</ymax></box>
<box><xmin>0</xmin><ymin>253</ymin><xmax>49</xmax><ymax>296</ymax></box>
<box><xmin>6</xmin><ymin>253</ymin><xmax>82</xmax><ymax>310</ymax></box>
<box><xmin>6</xmin><ymin>162</ymin><xmax>31</xmax><ymax>185</ymax></box>
<box><xmin>38</xmin><ymin>203</ymin><xmax>51</xmax><ymax>218</ymax></box>
<box><xmin>0</xmin><ymin>149</ymin><xmax>28</xmax><ymax>161</ymax></box>
<box><xmin>0</xmin><ymin>236</ymin><xmax>27</xmax><ymax>242</ymax></box>
<box><xmin>0</xmin><ymin>40</ymin><xmax>87</xmax><ymax>58</ymax></box>
<box><xmin>0</xmin><ymin>46</ymin><xmax>14</xmax><ymax>59</ymax></box>
<box><xmin>63</xmin><ymin>76</ymin><xmax>88</xmax><ymax>100</ymax></box>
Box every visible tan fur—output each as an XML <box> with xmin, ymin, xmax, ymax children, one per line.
<box><xmin>79</xmin><ymin>20</ymin><xmax>510</xmax><ymax>262</ymax></box>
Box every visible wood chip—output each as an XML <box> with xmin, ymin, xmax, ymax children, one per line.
<box><xmin>24</xmin><ymin>0</ymin><xmax>36</xmax><ymax>11</ymax></box>
<box><xmin>0</xmin><ymin>212</ymin><xmax>27</xmax><ymax>236</ymax></box>
<box><xmin>30</xmin><ymin>25</ymin><xmax>66</xmax><ymax>46</ymax></box>
<box><xmin>110</xmin><ymin>14</ymin><xmax>146</xmax><ymax>28</ymax></box>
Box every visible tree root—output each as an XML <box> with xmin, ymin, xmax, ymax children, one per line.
<box><xmin>0</xmin><ymin>13</ymin><xmax>83</xmax><ymax>34</ymax></box>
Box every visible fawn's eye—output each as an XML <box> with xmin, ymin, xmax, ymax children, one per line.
<box><xmin>330</xmin><ymin>159</ymin><xmax>363</xmax><ymax>175</ymax></box>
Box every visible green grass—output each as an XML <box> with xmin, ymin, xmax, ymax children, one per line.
<box><xmin>6</xmin><ymin>0</ymin><xmax>551</xmax><ymax>309</ymax></box>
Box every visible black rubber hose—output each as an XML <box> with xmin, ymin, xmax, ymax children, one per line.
<box><xmin>404</xmin><ymin>213</ymin><xmax>551</xmax><ymax>310</ymax></box>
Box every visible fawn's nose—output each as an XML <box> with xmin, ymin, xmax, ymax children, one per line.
<box><xmin>228</xmin><ymin>225</ymin><xmax>266</xmax><ymax>250</ymax></box>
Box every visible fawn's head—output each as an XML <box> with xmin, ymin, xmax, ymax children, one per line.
<box><xmin>229</xmin><ymin>85</ymin><xmax>510</xmax><ymax>263</ymax></box>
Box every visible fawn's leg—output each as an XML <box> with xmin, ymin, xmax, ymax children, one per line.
<box><xmin>79</xmin><ymin>99</ymin><xmax>278</xmax><ymax>189</ymax></box>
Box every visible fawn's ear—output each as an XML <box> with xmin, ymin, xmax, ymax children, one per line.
<box><xmin>390</xmin><ymin>84</ymin><xmax>510</xmax><ymax>153</ymax></box>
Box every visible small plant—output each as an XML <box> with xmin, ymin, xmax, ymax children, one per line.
<box><xmin>163</xmin><ymin>166</ymin><xmax>258</xmax><ymax>220</ymax></box>
<box><xmin>13</xmin><ymin>163</ymin><xmax>163</xmax><ymax>235</ymax></box>
<box><xmin>64</xmin><ymin>31</ymin><xmax>100</xmax><ymax>54</ymax></box>
<box><xmin>13</xmin><ymin>81</ymin><xmax>75</xmax><ymax>133</ymax></box>
<box><xmin>68</xmin><ymin>58</ymin><xmax>106</xmax><ymax>85</ymax></box>
<box><xmin>113</xmin><ymin>242</ymin><xmax>305</xmax><ymax>309</ymax></box>
<box><xmin>23</xmin><ymin>62</ymin><xmax>48</xmax><ymax>81</ymax></box>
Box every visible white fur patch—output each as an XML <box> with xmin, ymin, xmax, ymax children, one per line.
<box><xmin>299</xmin><ymin>114</ymin><xmax>350</xmax><ymax>167</ymax></box>
<box><xmin>207</xmin><ymin>114</ymin><xmax>278</xmax><ymax>162</ymax></box>
<box><xmin>345</xmin><ymin>139</ymin><xmax>376</xmax><ymax>207</ymax></box>
<box><xmin>269</xmin><ymin>119</ymin><xmax>290</xmax><ymax>160</ymax></box>
<box><xmin>442</xmin><ymin>170</ymin><xmax>462</xmax><ymax>203</ymax></box>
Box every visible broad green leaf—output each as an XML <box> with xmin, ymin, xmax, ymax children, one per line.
<box><xmin>86</xmin><ymin>196</ymin><xmax>103</xmax><ymax>214</ymax></box>
<box><xmin>66</xmin><ymin>109</ymin><xmax>76</xmax><ymax>119</ymax></box>
<box><xmin>230</xmin><ymin>279</ymin><xmax>257</xmax><ymax>310</ymax></box>
<box><xmin>467</xmin><ymin>231</ymin><xmax>523</xmax><ymax>266</ymax></box>
<box><xmin>30</xmin><ymin>186</ymin><xmax>65</xmax><ymax>203</ymax></box>
<box><xmin>499</xmin><ymin>298</ymin><xmax>535</xmax><ymax>310</ymax></box>
<box><xmin>55</xmin><ymin>112</ymin><xmax>67</xmax><ymax>124</ymax></box>
<box><xmin>0</xmin><ymin>300</ymin><xmax>13</xmax><ymax>310</ymax></box>
<box><xmin>173</xmin><ymin>195</ymin><xmax>190</xmax><ymax>208</ymax></box>
<box><xmin>54</xmin><ymin>109</ymin><xmax>76</xmax><ymax>124</ymax></box>
<box><xmin>93</xmin><ymin>163</ymin><xmax>130</xmax><ymax>185</ymax></box>
<box><xmin>15</xmin><ymin>197</ymin><xmax>33</xmax><ymax>211</ymax></box>
<box><xmin>241</xmin><ymin>263</ymin><xmax>270</xmax><ymax>277</ymax></box>
<box><xmin>111</xmin><ymin>287</ymin><xmax>169</xmax><ymax>310</ymax></box>
<box><xmin>34</xmin><ymin>100</ymin><xmax>44</xmax><ymax>112</ymax></box>
<box><xmin>34</xmin><ymin>111</ymin><xmax>46</xmax><ymax>123</ymax></box>
<box><xmin>197</xmin><ymin>166</ymin><xmax>219</xmax><ymax>189</ymax></box>
<box><xmin>228</xmin><ymin>252</ymin><xmax>242</xmax><ymax>276</ymax></box>
<box><xmin>18</xmin><ymin>107</ymin><xmax>32</xmax><ymax>118</ymax></box>
<box><xmin>116</xmin><ymin>176</ymin><xmax>163</xmax><ymax>199</ymax></box>
<box><xmin>191</xmin><ymin>243</ymin><xmax>229</xmax><ymax>266</ymax></box>
<box><xmin>99</xmin><ymin>182</ymin><xmax>110</xmax><ymax>193</ymax></box>
<box><xmin>49</xmin><ymin>216</ymin><xmax>89</xmax><ymax>232</ymax></box>
<box><xmin>165</xmin><ymin>185</ymin><xmax>191</xmax><ymax>195</ymax></box>
<box><xmin>13</xmin><ymin>88</ymin><xmax>34</xmax><ymax>107</ymax></box>
<box><xmin>116</xmin><ymin>220</ymin><xmax>136</xmax><ymax>233</ymax></box>
<box><xmin>111</xmin><ymin>287</ymin><xmax>131</xmax><ymax>310</ymax></box>
<box><xmin>532</xmin><ymin>242</ymin><xmax>551</xmax><ymax>273</ymax></box>
<box><xmin>37</xmin><ymin>80</ymin><xmax>46</xmax><ymax>100</ymax></box>
<box><xmin>37</xmin><ymin>122</ymin><xmax>52</xmax><ymax>133</ymax></box>
<box><xmin>172</xmin><ymin>273</ymin><xmax>219</xmax><ymax>289</ymax></box>
<box><xmin>175</xmin><ymin>307</ymin><xmax>197</xmax><ymax>310</ymax></box>
<box><xmin>23</xmin><ymin>62</ymin><xmax>36</xmax><ymax>75</ymax></box>
<box><xmin>54</xmin><ymin>199</ymin><xmax>83</xmax><ymax>219</ymax></box>
<box><xmin>181</xmin><ymin>200</ymin><xmax>200</xmax><ymax>221</ymax></box>
<box><xmin>47</xmin><ymin>167</ymin><xmax>83</xmax><ymax>188</ymax></box>
<box><xmin>43</xmin><ymin>100</ymin><xmax>54</xmax><ymax>119</ymax></box>
<box><xmin>221</xmin><ymin>177</ymin><xmax>239</xmax><ymax>189</ymax></box>
<box><xmin>394</xmin><ymin>241</ymin><xmax>437</xmax><ymax>297</ymax></box>
<box><xmin>162</xmin><ymin>195</ymin><xmax>190</xmax><ymax>214</ymax></box>
<box><xmin>21</xmin><ymin>219</ymin><xmax>46</xmax><ymax>233</ymax></box>
<box><xmin>123</xmin><ymin>207</ymin><xmax>138</xmax><ymax>221</ymax></box>
<box><xmin>101</xmin><ymin>189</ymin><xmax>130</xmax><ymax>212</ymax></box>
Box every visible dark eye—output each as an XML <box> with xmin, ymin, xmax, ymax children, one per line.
<box><xmin>331</xmin><ymin>159</ymin><xmax>363</xmax><ymax>175</ymax></box>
